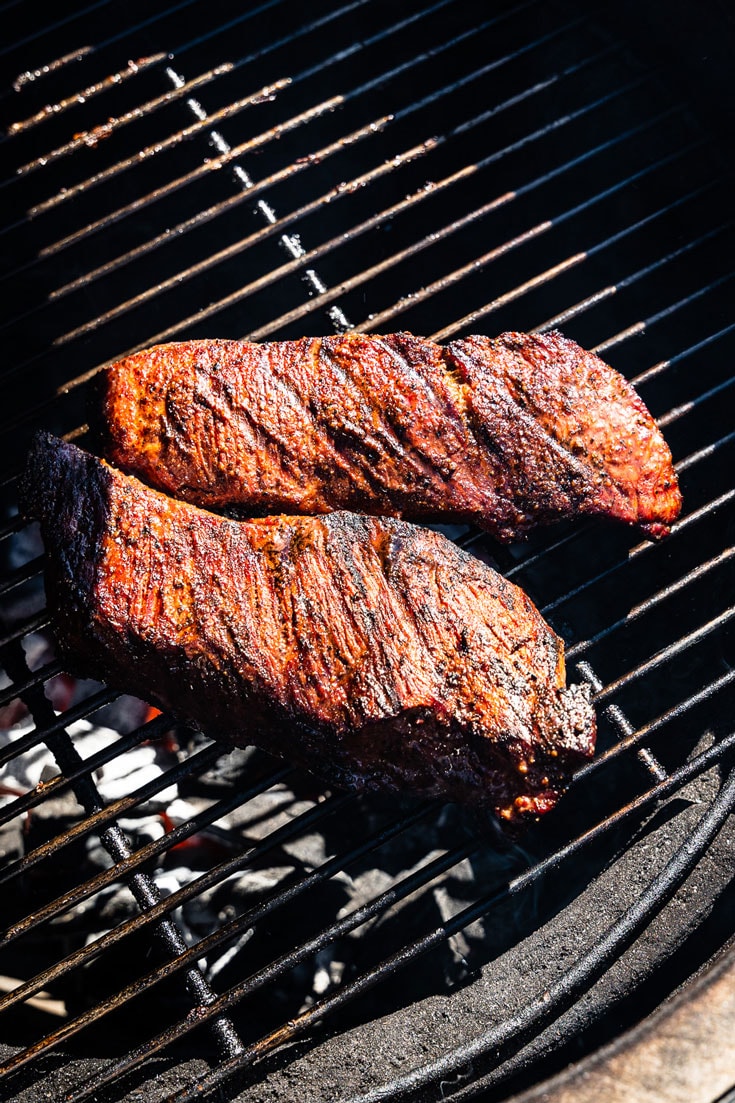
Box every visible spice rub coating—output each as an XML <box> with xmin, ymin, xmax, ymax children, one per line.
<box><xmin>102</xmin><ymin>331</ymin><xmax>681</xmax><ymax>541</ymax></box>
<box><xmin>22</xmin><ymin>434</ymin><xmax>596</xmax><ymax>818</ymax></box>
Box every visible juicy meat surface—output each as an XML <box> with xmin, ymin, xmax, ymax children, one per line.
<box><xmin>22</xmin><ymin>434</ymin><xmax>596</xmax><ymax>819</ymax></box>
<box><xmin>101</xmin><ymin>330</ymin><xmax>681</xmax><ymax>541</ymax></box>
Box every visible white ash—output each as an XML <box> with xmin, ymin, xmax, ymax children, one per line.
<box><xmin>0</xmin><ymin>715</ymin><xmax>180</xmax><ymax>811</ymax></box>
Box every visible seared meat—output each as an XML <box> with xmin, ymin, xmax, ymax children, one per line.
<box><xmin>101</xmin><ymin>330</ymin><xmax>681</xmax><ymax>541</ymax></box>
<box><xmin>21</xmin><ymin>433</ymin><xmax>596</xmax><ymax>818</ymax></box>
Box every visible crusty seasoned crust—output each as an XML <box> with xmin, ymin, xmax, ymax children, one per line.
<box><xmin>101</xmin><ymin>331</ymin><xmax>681</xmax><ymax>541</ymax></box>
<box><xmin>21</xmin><ymin>433</ymin><xmax>596</xmax><ymax>819</ymax></box>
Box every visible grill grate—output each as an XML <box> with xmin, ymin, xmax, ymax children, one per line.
<box><xmin>1</xmin><ymin>1</ymin><xmax>734</xmax><ymax>1100</ymax></box>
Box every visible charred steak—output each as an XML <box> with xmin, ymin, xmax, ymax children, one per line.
<box><xmin>22</xmin><ymin>433</ymin><xmax>596</xmax><ymax>818</ymax></box>
<box><xmin>101</xmin><ymin>330</ymin><xmax>681</xmax><ymax>541</ymax></box>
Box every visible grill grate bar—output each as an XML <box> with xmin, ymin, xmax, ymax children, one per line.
<box><xmin>16</xmin><ymin>0</ymin><xmax>537</xmax><ymax>226</ymax></box>
<box><xmin>0</xmin><ymin>712</ymin><xmax>173</xmax><ymax>850</ymax></box>
<box><xmin>372</xmin><ymin>142</ymin><xmax>709</xmax><ymax>335</ymax></box>
<box><xmin>27</xmin><ymin>45</ymin><xmax>631</xmax><ymax>375</ymax></box>
<box><xmin>633</xmin><ymin>321</ymin><xmax>735</xmax><ymax>387</ymax></box>
<box><xmin>247</xmin><ymin>112</ymin><xmax>685</xmax><ymax>341</ymax></box>
<box><xmin>659</xmin><ymin>375</ymin><xmax>735</xmax><ymax>430</ymax></box>
<box><xmin>43</xmin><ymin>29</ymin><xmax>610</xmax><ymax>351</ymax></box>
<box><xmin>0</xmin><ymin>685</ymin><xmax>116</xmax><ymax>770</ymax></box>
<box><xmin>45</xmin><ymin>115</ymin><xmax>399</xmax><ymax>299</ymax></box>
<box><xmin>179</xmin><ymin>0</ymin><xmax>372</xmax><ymax>69</ymax></box>
<box><xmin>71</xmin><ymin>734</ymin><xmax>735</xmax><ymax>1103</ymax></box>
<box><xmin>574</xmin><ymin>660</ymin><xmax>666</xmax><ymax>781</ymax></box>
<box><xmin>137</xmin><ymin>168</ymin><xmax>508</xmax><ymax>348</ymax></box>
<box><xmin>345</xmin><ymin>10</ymin><xmax>586</xmax><ymax>113</ymax></box>
<box><xmin>20</xmin><ymin>113</ymin><xmax>369</xmax><ymax>269</ymax></box>
<box><xmin>465</xmin><ymin>484</ymin><xmax>735</xmax><ymax>647</ymax></box>
<box><xmin>0</xmin><ymin>609</ymin><xmax>50</xmax><ymax>650</ymax></box>
<box><xmin>1</xmin><ymin>760</ymin><xmax>290</xmax><ymax>942</ymax></box>
<box><xmin>2</xmin><ymin>0</ymin><xmax>231</xmax><ymax>61</ymax></box>
<box><xmin>0</xmin><ymin>789</ymin><xmax>355</xmax><ymax>1020</ymax></box>
<box><xmin>0</xmin><ymin>657</ymin><xmax>62</xmax><ymax>709</ymax></box>
<box><xmin>1</xmin><ymin>0</ymin><xmax>378</xmax><ymax>247</ymax></box>
<box><xmin>0</xmin><ymin>85</ymin><xmax>348</xmax><ymax>370</ymax></box>
<box><xmin>593</xmin><ymin>607</ymin><xmax>735</xmax><ymax>708</ymax></box>
<box><xmin>7</xmin><ymin>53</ymin><xmax>167</xmax><ymax>135</ymax></box>
<box><xmin>576</xmin><ymin>666</ymin><xmax>735</xmax><ymax>783</ymax></box>
<box><xmin>0</xmin><ymin>513</ymin><xmax>27</xmax><ymax>542</ymax></box>
<box><xmin>565</xmin><ymin>545</ymin><xmax>734</xmax><ymax>660</ymax></box>
<box><xmin>9</xmin><ymin>634</ymin><xmax>733</xmax><ymax>1078</ymax></box>
<box><xmin>0</xmin><ymin>797</ymin><xmax>432</xmax><ymax>1066</ymax></box>
<box><xmin>95</xmin><ymin>835</ymin><xmax>246</xmax><ymax>1061</ymax></box>
<box><xmin>19</xmin><ymin>38</ymin><xmax>627</xmax><ymax>279</ymax></box>
<box><xmin>164</xmin><ymin>61</ymin><xmax>354</xmax><ymax>334</ymax></box>
<box><xmin>13</xmin><ymin>62</ymin><xmax>236</xmax><ymax>177</ymax></box>
<box><xmin>54</xmin><ymin>839</ymin><xmax>483</xmax><ymax>1101</ymax></box>
<box><xmin>0</xmin><ymin>734</ymin><xmax>223</xmax><ymax>872</ymax></box>
<box><xmin>532</xmin><ymin>192</ymin><xmax>733</xmax><ymax>333</ymax></box>
<box><xmin>4</xmin><ymin>0</ymin><xmax>290</xmax><ymax>76</ymax></box>
<box><xmin>40</xmin><ymin>126</ymin><xmax>445</xmax><ymax>339</ymax></box>
<box><xmin>0</xmin><ymin>553</ymin><xmax>43</xmax><ymax>598</ymax></box>
<box><xmin>0</xmin><ymin>0</ymin><xmax>112</xmax><ymax>60</ymax></box>
<box><xmin>539</xmin><ymin>492</ymin><xmax>735</xmax><ymax>619</ymax></box>
<box><xmin>6</xmin><ymin>43</ymin><xmax>93</xmax><ymax>94</ymax></box>
<box><xmin>1</xmin><ymin>639</ymin><xmax>246</xmax><ymax>1060</ymax></box>
<box><xmin>429</xmin><ymin>151</ymin><xmax>719</xmax><ymax>341</ymax></box>
<box><xmin>676</xmin><ymin>428</ymin><xmax>735</xmax><ymax>477</ymax></box>
<box><xmin>592</xmin><ymin>270</ymin><xmax>735</xmax><ymax>355</ymax></box>
<box><xmin>27</xmin><ymin>77</ymin><xmax>294</xmax><ymax>218</ymax></box>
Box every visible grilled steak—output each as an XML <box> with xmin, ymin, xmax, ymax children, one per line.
<box><xmin>21</xmin><ymin>433</ymin><xmax>596</xmax><ymax>818</ymax></box>
<box><xmin>101</xmin><ymin>330</ymin><xmax>681</xmax><ymax>541</ymax></box>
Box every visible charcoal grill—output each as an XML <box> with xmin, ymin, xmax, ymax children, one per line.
<box><xmin>1</xmin><ymin>1</ymin><xmax>734</xmax><ymax>1100</ymax></box>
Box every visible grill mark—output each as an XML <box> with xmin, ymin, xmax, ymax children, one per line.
<box><xmin>508</xmin><ymin>337</ymin><xmax>610</xmax><ymax>488</ymax></box>
<box><xmin>327</xmin><ymin>516</ymin><xmax>408</xmax><ymax>717</ymax></box>
<box><xmin>318</xmin><ymin>336</ymin><xmax>469</xmax><ymax>516</ymax></box>
<box><xmin>210</xmin><ymin>531</ymin><xmax>272</xmax><ymax>691</ymax></box>
<box><xmin>500</xmin><ymin>379</ymin><xmax>596</xmax><ymax>492</ymax></box>
<box><xmin>192</xmin><ymin>367</ymin><xmax>301</xmax><ymax>500</ymax></box>
<box><xmin>448</xmin><ymin>338</ymin><xmax>596</xmax><ymax>509</ymax></box>
<box><xmin>257</xmin><ymin>522</ymin><xmax>302</xmax><ymax>683</ymax></box>
<box><xmin>436</xmin><ymin>345</ymin><xmax>497</xmax><ymax>482</ymax></box>
<box><xmin>387</xmin><ymin>550</ymin><xmax>541</xmax><ymax>756</ymax></box>
<box><xmin>265</xmin><ymin>338</ymin><xmax>380</xmax><ymax>502</ymax></box>
<box><xmin>312</xmin><ymin>339</ymin><xmax>409</xmax><ymax>503</ymax></box>
<box><xmin>418</xmin><ymin>545</ymin><xmax>553</xmax><ymax>743</ymax></box>
<box><xmin>371</xmin><ymin>335</ymin><xmax>469</xmax><ymax>482</ymax></box>
<box><xmin>406</xmin><ymin>551</ymin><xmax>527</xmax><ymax>741</ymax></box>
<box><xmin>371</xmin><ymin>529</ymin><xmax>450</xmax><ymax>708</ymax></box>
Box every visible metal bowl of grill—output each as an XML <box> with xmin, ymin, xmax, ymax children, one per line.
<box><xmin>1</xmin><ymin>1</ymin><xmax>733</xmax><ymax>1101</ymax></box>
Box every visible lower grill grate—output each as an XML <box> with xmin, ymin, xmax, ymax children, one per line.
<box><xmin>1</xmin><ymin>1</ymin><xmax>734</xmax><ymax>1100</ymax></box>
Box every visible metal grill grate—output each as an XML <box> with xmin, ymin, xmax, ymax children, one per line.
<box><xmin>1</xmin><ymin>1</ymin><xmax>734</xmax><ymax>1100</ymax></box>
